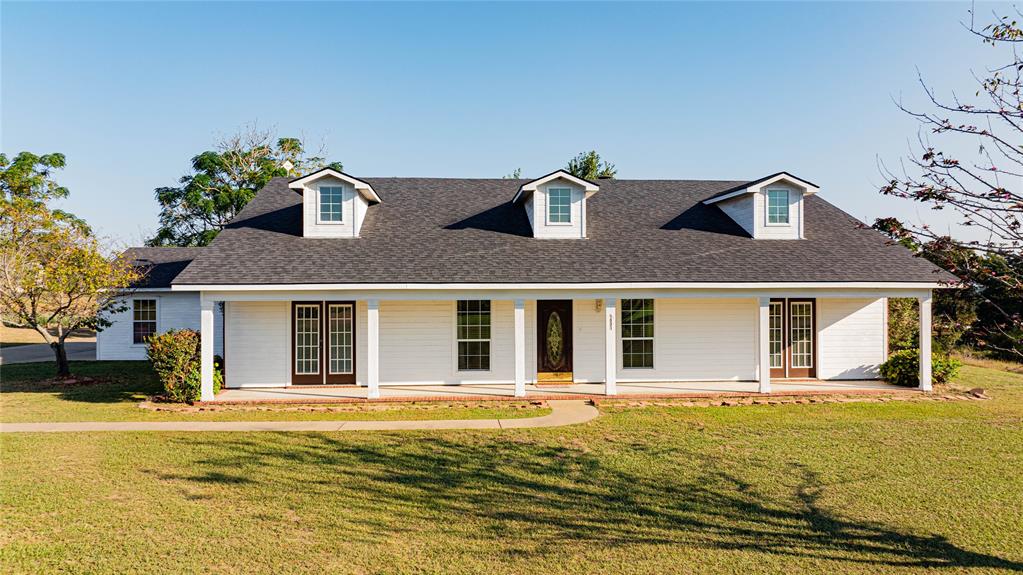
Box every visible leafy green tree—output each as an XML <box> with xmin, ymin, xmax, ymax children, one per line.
<box><xmin>149</xmin><ymin>126</ymin><xmax>342</xmax><ymax>246</ymax></box>
<box><xmin>0</xmin><ymin>154</ymin><xmax>140</xmax><ymax>376</ymax></box>
<box><xmin>503</xmin><ymin>168</ymin><xmax>522</xmax><ymax>179</ymax></box>
<box><xmin>565</xmin><ymin>150</ymin><xmax>617</xmax><ymax>180</ymax></box>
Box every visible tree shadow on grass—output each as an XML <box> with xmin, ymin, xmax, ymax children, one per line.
<box><xmin>1</xmin><ymin>361</ymin><xmax>159</xmax><ymax>404</ymax></box>
<box><xmin>170</xmin><ymin>433</ymin><xmax>1023</xmax><ymax>571</ymax></box>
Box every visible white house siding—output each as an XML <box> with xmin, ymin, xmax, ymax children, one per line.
<box><xmin>818</xmin><ymin>298</ymin><xmax>886</xmax><ymax>380</ymax></box>
<box><xmin>96</xmin><ymin>292</ymin><xmax>223</xmax><ymax>360</ymax></box>
<box><xmin>614</xmin><ymin>298</ymin><xmax>758</xmax><ymax>382</ymax></box>
<box><xmin>378</xmin><ymin>300</ymin><xmax>517</xmax><ymax>385</ymax></box>
<box><xmin>529</xmin><ymin>181</ymin><xmax>586</xmax><ymax>239</ymax></box>
<box><xmin>572</xmin><ymin>299</ymin><xmax>605</xmax><ymax>383</ymax></box>
<box><xmin>224</xmin><ymin>301</ymin><xmax>289</xmax><ymax>388</ymax></box>
<box><xmin>301</xmin><ymin>175</ymin><xmax>368</xmax><ymax>238</ymax></box>
<box><xmin>753</xmin><ymin>185</ymin><xmax>803</xmax><ymax>240</ymax></box>
<box><xmin>716</xmin><ymin>196</ymin><xmax>755</xmax><ymax>236</ymax></box>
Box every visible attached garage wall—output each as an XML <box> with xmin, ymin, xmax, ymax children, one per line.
<box><xmin>818</xmin><ymin>298</ymin><xmax>886</xmax><ymax>380</ymax></box>
<box><xmin>224</xmin><ymin>301</ymin><xmax>289</xmax><ymax>388</ymax></box>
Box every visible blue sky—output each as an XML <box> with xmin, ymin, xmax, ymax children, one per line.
<box><xmin>1</xmin><ymin>1</ymin><xmax>1010</xmax><ymax>245</ymax></box>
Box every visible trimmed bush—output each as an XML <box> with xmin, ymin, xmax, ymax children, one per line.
<box><xmin>146</xmin><ymin>329</ymin><xmax>222</xmax><ymax>402</ymax></box>
<box><xmin>879</xmin><ymin>350</ymin><xmax>962</xmax><ymax>387</ymax></box>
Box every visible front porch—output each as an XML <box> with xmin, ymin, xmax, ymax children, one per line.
<box><xmin>196</xmin><ymin>287</ymin><xmax>937</xmax><ymax>402</ymax></box>
<box><xmin>211</xmin><ymin>379</ymin><xmax>905</xmax><ymax>403</ymax></box>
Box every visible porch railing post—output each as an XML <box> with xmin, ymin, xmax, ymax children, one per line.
<box><xmin>918</xmin><ymin>292</ymin><xmax>933</xmax><ymax>392</ymax></box>
<box><xmin>513</xmin><ymin>299</ymin><xmax>526</xmax><ymax>397</ymax></box>
<box><xmin>758</xmin><ymin>296</ymin><xmax>771</xmax><ymax>394</ymax></box>
<box><xmin>367</xmin><ymin>299</ymin><xmax>380</xmax><ymax>399</ymax></box>
<box><xmin>605</xmin><ymin>298</ymin><xmax>617</xmax><ymax>396</ymax></box>
<box><xmin>200</xmin><ymin>298</ymin><xmax>216</xmax><ymax>402</ymax></box>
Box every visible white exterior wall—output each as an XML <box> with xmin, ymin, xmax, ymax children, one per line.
<box><xmin>818</xmin><ymin>298</ymin><xmax>886</xmax><ymax>380</ymax></box>
<box><xmin>753</xmin><ymin>184</ymin><xmax>803</xmax><ymax>240</ymax></box>
<box><xmin>572</xmin><ymin>299</ymin><xmax>606</xmax><ymax>383</ymax></box>
<box><xmin>300</xmin><ymin>175</ymin><xmax>369</xmax><ymax>238</ymax></box>
<box><xmin>96</xmin><ymin>292</ymin><xmax>223</xmax><ymax>360</ymax></box>
<box><xmin>613</xmin><ymin>298</ymin><xmax>758</xmax><ymax>382</ymax></box>
<box><xmin>528</xmin><ymin>180</ymin><xmax>587</xmax><ymax>239</ymax></box>
<box><xmin>224</xmin><ymin>301</ymin><xmax>290</xmax><ymax>387</ymax></box>
<box><xmin>717</xmin><ymin>196</ymin><xmax>755</xmax><ymax>236</ymax></box>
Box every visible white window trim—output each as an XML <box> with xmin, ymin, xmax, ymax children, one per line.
<box><xmin>765</xmin><ymin>187</ymin><xmax>793</xmax><ymax>225</ymax></box>
<box><xmin>326</xmin><ymin>303</ymin><xmax>354</xmax><ymax>375</ymax></box>
<box><xmin>620</xmin><ymin>298</ymin><xmax>656</xmax><ymax>370</ymax></box>
<box><xmin>294</xmin><ymin>303</ymin><xmax>322</xmax><ymax>376</ymax></box>
<box><xmin>131</xmin><ymin>297</ymin><xmax>159</xmax><ymax>347</ymax></box>
<box><xmin>453</xmin><ymin>300</ymin><xmax>493</xmax><ymax>373</ymax></box>
<box><xmin>317</xmin><ymin>185</ymin><xmax>345</xmax><ymax>225</ymax></box>
<box><xmin>545</xmin><ymin>187</ymin><xmax>573</xmax><ymax>226</ymax></box>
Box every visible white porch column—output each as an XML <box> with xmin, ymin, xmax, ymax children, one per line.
<box><xmin>200</xmin><ymin>299</ymin><xmax>216</xmax><ymax>402</ymax></box>
<box><xmin>604</xmin><ymin>298</ymin><xmax>617</xmax><ymax>396</ymax></box>
<box><xmin>513</xmin><ymin>299</ymin><xmax>526</xmax><ymax>398</ymax></box>
<box><xmin>367</xmin><ymin>299</ymin><xmax>380</xmax><ymax>399</ymax></box>
<box><xmin>757</xmin><ymin>296</ymin><xmax>771</xmax><ymax>394</ymax></box>
<box><xmin>918</xmin><ymin>292</ymin><xmax>933</xmax><ymax>391</ymax></box>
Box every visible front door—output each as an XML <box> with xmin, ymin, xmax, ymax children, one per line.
<box><xmin>537</xmin><ymin>300</ymin><xmax>573</xmax><ymax>382</ymax></box>
<box><xmin>768</xmin><ymin>298</ymin><xmax>817</xmax><ymax>379</ymax></box>
<box><xmin>291</xmin><ymin>301</ymin><xmax>356</xmax><ymax>385</ymax></box>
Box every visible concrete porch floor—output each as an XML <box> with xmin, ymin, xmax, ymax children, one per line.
<box><xmin>212</xmin><ymin>379</ymin><xmax>905</xmax><ymax>403</ymax></box>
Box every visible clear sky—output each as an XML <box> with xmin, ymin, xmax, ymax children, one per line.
<box><xmin>1</xmin><ymin>1</ymin><xmax>1012</xmax><ymax>246</ymax></box>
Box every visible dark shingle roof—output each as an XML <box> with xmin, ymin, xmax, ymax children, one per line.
<box><xmin>123</xmin><ymin>247</ymin><xmax>205</xmax><ymax>288</ymax></box>
<box><xmin>172</xmin><ymin>177</ymin><xmax>951</xmax><ymax>285</ymax></box>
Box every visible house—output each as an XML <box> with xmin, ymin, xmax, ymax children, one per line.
<box><xmin>100</xmin><ymin>168</ymin><xmax>952</xmax><ymax>401</ymax></box>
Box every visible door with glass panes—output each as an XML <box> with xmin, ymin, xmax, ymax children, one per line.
<box><xmin>768</xmin><ymin>298</ymin><xmax>816</xmax><ymax>379</ymax></box>
<box><xmin>291</xmin><ymin>301</ymin><xmax>356</xmax><ymax>384</ymax></box>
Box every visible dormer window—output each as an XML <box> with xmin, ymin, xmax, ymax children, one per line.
<box><xmin>547</xmin><ymin>188</ymin><xmax>572</xmax><ymax>224</ymax></box>
<box><xmin>319</xmin><ymin>186</ymin><xmax>344</xmax><ymax>223</ymax></box>
<box><xmin>766</xmin><ymin>189</ymin><xmax>789</xmax><ymax>225</ymax></box>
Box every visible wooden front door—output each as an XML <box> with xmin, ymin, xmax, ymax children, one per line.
<box><xmin>768</xmin><ymin>298</ymin><xmax>817</xmax><ymax>379</ymax></box>
<box><xmin>537</xmin><ymin>300</ymin><xmax>573</xmax><ymax>382</ymax></box>
<box><xmin>291</xmin><ymin>301</ymin><xmax>356</xmax><ymax>385</ymax></box>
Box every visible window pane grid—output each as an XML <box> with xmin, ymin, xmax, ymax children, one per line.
<box><xmin>790</xmin><ymin>302</ymin><xmax>813</xmax><ymax>369</ymax></box>
<box><xmin>769</xmin><ymin>302</ymin><xmax>783</xmax><ymax>368</ymax></box>
<box><xmin>548</xmin><ymin>188</ymin><xmax>571</xmax><ymax>223</ymax></box>
<box><xmin>457</xmin><ymin>300</ymin><xmax>491</xmax><ymax>371</ymax></box>
<box><xmin>132</xmin><ymin>299</ymin><xmax>156</xmax><ymax>344</ymax></box>
<box><xmin>767</xmin><ymin>189</ymin><xmax>789</xmax><ymax>224</ymax></box>
<box><xmin>319</xmin><ymin>186</ymin><xmax>343</xmax><ymax>222</ymax></box>
<box><xmin>295</xmin><ymin>305</ymin><xmax>320</xmax><ymax>375</ymax></box>
<box><xmin>328</xmin><ymin>304</ymin><xmax>353</xmax><ymax>375</ymax></box>
<box><xmin>622</xmin><ymin>299</ymin><xmax>654</xmax><ymax>369</ymax></box>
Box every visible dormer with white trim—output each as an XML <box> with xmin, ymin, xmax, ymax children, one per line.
<box><xmin>289</xmin><ymin>168</ymin><xmax>381</xmax><ymax>238</ymax></box>
<box><xmin>703</xmin><ymin>172</ymin><xmax>818</xmax><ymax>239</ymax></box>
<box><xmin>512</xmin><ymin>170</ymin><xmax>599</xmax><ymax>239</ymax></box>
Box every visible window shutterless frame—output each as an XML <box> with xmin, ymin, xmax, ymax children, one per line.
<box><xmin>317</xmin><ymin>185</ymin><xmax>344</xmax><ymax>224</ymax></box>
<box><xmin>765</xmin><ymin>188</ymin><xmax>790</xmax><ymax>225</ymax></box>
<box><xmin>132</xmin><ymin>299</ymin><xmax>158</xmax><ymax>345</ymax></box>
<box><xmin>546</xmin><ymin>187</ymin><xmax>572</xmax><ymax>225</ymax></box>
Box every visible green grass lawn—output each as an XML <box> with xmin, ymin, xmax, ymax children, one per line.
<box><xmin>2</xmin><ymin>364</ymin><xmax>1022</xmax><ymax>574</ymax></box>
<box><xmin>0</xmin><ymin>361</ymin><xmax>549</xmax><ymax>422</ymax></box>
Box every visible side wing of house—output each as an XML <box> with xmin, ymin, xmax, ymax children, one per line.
<box><xmin>96</xmin><ymin>292</ymin><xmax>223</xmax><ymax>360</ymax></box>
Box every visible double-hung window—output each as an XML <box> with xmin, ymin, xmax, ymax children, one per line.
<box><xmin>133</xmin><ymin>299</ymin><xmax>157</xmax><ymax>344</ymax></box>
<box><xmin>766</xmin><ymin>189</ymin><xmax>790</xmax><ymax>224</ymax></box>
<box><xmin>621</xmin><ymin>299</ymin><xmax>654</xmax><ymax>369</ymax></box>
<box><xmin>319</xmin><ymin>186</ymin><xmax>344</xmax><ymax>223</ymax></box>
<box><xmin>547</xmin><ymin>188</ymin><xmax>571</xmax><ymax>224</ymax></box>
<box><xmin>456</xmin><ymin>300</ymin><xmax>491</xmax><ymax>371</ymax></box>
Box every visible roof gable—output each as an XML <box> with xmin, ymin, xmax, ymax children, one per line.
<box><xmin>289</xmin><ymin>168</ymin><xmax>382</xmax><ymax>203</ymax></box>
<box><xmin>512</xmin><ymin>170</ymin><xmax>600</xmax><ymax>203</ymax></box>
<box><xmin>702</xmin><ymin>172</ymin><xmax>819</xmax><ymax>205</ymax></box>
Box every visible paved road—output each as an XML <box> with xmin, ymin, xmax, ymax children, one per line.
<box><xmin>0</xmin><ymin>400</ymin><xmax>599</xmax><ymax>433</ymax></box>
<box><xmin>0</xmin><ymin>342</ymin><xmax>96</xmax><ymax>365</ymax></box>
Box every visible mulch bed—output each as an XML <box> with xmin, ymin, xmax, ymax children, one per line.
<box><xmin>138</xmin><ymin>399</ymin><xmax>550</xmax><ymax>414</ymax></box>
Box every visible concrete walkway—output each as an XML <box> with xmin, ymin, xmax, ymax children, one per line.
<box><xmin>0</xmin><ymin>400</ymin><xmax>598</xmax><ymax>433</ymax></box>
<box><xmin>0</xmin><ymin>342</ymin><xmax>96</xmax><ymax>365</ymax></box>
